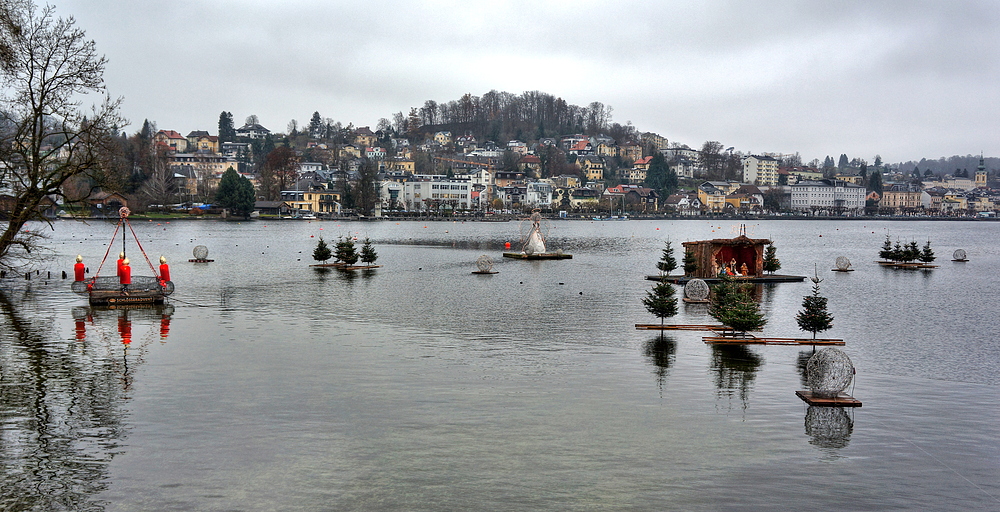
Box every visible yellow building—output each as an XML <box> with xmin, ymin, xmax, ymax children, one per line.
<box><xmin>577</xmin><ymin>156</ymin><xmax>604</xmax><ymax>182</ymax></box>
<box><xmin>387</xmin><ymin>158</ymin><xmax>415</xmax><ymax>173</ymax></box>
<box><xmin>353</xmin><ymin>127</ymin><xmax>377</xmax><ymax>148</ymax></box>
<box><xmin>434</xmin><ymin>131</ymin><xmax>453</xmax><ymax>145</ymax></box>
<box><xmin>881</xmin><ymin>185</ymin><xmax>922</xmax><ymax>212</ymax></box>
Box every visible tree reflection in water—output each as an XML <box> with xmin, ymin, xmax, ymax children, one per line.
<box><xmin>796</xmin><ymin>349</ymin><xmax>818</xmax><ymax>388</ymax></box>
<box><xmin>0</xmin><ymin>288</ymin><xmax>172</xmax><ymax>510</ymax></box>
<box><xmin>643</xmin><ymin>333</ymin><xmax>676</xmax><ymax>394</ymax></box>
<box><xmin>710</xmin><ymin>344</ymin><xmax>763</xmax><ymax>409</ymax></box>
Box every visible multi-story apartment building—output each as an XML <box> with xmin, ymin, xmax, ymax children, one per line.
<box><xmin>742</xmin><ymin>155</ymin><xmax>779</xmax><ymax>186</ymax></box>
<box><xmin>789</xmin><ymin>179</ymin><xmax>865</xmax><ymax>213</ymax></box>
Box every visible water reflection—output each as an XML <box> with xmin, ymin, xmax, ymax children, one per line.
<box><xmin>710</xmin><ymin>344</ymin><xmax>763</xmax><ymax>407</ymax></box>
<box><xmin>643</xmin><ymin>334</ymin><xmax>676</xmax><ymax>392</ymax></box>
<box><xmin>0</xmin><ymin>289</ymin><xmax>136</xmax><ymax>510</ymax></box>
<box><xmin>804</xmin><ymin>406</ymin><xmax>854</xmax><ymax>450</ymax></box>
<box><xmin>71</xmin><ymin>305</ymin><xmax>174</xmax><ymax>392</ymax></box>
<box><xmin>796</xmin><ymin>349</ymin><xmax>818</xmax><ymax>388</ymax></box>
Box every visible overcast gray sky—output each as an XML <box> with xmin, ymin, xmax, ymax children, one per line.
<box><xmin>58</xmin><ymin>0</ymin><xmax>998</xmax><ymax>164</ymax></box>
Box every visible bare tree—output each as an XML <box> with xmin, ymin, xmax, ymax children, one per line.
<box><xmin>260</xmin><ymin>146</ymin><xmax>298</xmax><ymax>200</ymax></box>
<box><xmin>138</xmin><ymin>147</ymin><xmax>176</xmax><ymax>208</ymax></box>
<box><xmin>699</xmin><ymin>141</ymin><xmax>725</xmax><ymax>180</ymax></box>
<box><xmin>0</xmin><ymin>2</ymin><xmax>123</xmax><ymax>270</ymax></box>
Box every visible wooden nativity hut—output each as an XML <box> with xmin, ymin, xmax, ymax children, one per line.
<box><xmin>682</xmin><ymin>234</ymin><xmax>771</xmax><ymax>278</ymax></box>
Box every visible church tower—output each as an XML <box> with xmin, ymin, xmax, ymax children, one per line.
<box><xmin>975</xmin><ymin>153</ymin><xmax>987</xmax><ymax>188</ymax></box>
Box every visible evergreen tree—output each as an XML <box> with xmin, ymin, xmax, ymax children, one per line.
<box><xmin>838</xmin><ymin>154</ymin><xmax>849</xmax><ymax>169</ymax></box>
<box><xmin>218</xmin><ymin>111</ymin><xmax>236</xmax><ymax>143</ymax></box>
<box><xmin>644</xmin><ymin>152</ymin><xmax>677</xmax><ymax>197</ymax></box>
<box><xmin>656</xmin><ymin>240</ymin><xmax>677</xmax><ymax>276</ymax></box>
<box><xmin>879</xmin><ymin>234</ymin><xmax>894</xmax><ymax>261</ymax></box>
<box><xmin>709</xmin><ymin>276</ymin><xmax>766</xmax><ymax>337</ymax></box>
<box><xmin>762</xmin><ymin>244</ymin><xmax>781</xmax><ymax>274</ymax></box>
<box><xmin>312</xmin><ymin>237</ymin><xmax>332</xmax><ymax>263</ymax></box>
<box><xmin>868</xmin><ymin>171</ymin><xmax>883</xmax><ymax>195</ymax></box>
<box><xmin>643</xmin><ymin>279</ymin><xmax>678</xmax><ymax>327</ymax></box>
<box><xmin>360</xmin><ymin>238</ymin><xmax>378</xmax><ymax>265</ymax></box>
<box><xmin>891</xmin><ymin>241</ymin><xmax>903</xmax><ymax>262</ymax></box>
<box><xmin>215</xmin><ymin>167</ymin><xmax>256</xmax><ymax>217</ymax></box>
<box><xmin>903</xmin><ymin>241</ymin><xmax>920</xmax><ymax>263</ymax></box>
<box><xmin>308</xmin><ymin>111</ymin><xmax>323</xmax><ymax>139</ymax></box>
<box><xmin>335</xmin><ymin>237</ymin><xmax>359</xmax><ymax>265</ymax></box>
<box><xmin>796</xmin><ymin>277</ymin><xmax>834</xmax><ymax>339</ymax></box>
<box><xmin>919</xmin><ymin>240</ymin><xmax>935</xmax><ymax>263</ymax></box>
<box><xmin>683</xmin><ymin>248</ymin><xmax>698</xmax><ymax>276</ymax></box>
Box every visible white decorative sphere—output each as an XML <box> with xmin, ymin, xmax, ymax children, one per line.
<box><xmin>806</xmin><ymin>348</ymin><xmax>855</xmax><ymax>398</ymax></box>
<box><xmin>835</xmin><ymin>256</ymin><xmax>851</xmax><ymax>270</ymax></box>
<box><xmin>684</xmin><ymin>279</ymin><xmax>710</xmax><ymax>301</ymax></box>
<box><xmin>476</xmin><ymin>255</ymin><xmax>494</xmax><ymax>273</ymax></box>
<box><xmin>953</xmin><ymin>249</ymin><xmax>966</xmax><ymax>260</ymax></box>
<box><xmin>193</xmin><ymin>245</ymin><xmax>209</xmax><ymax>260</ymax></box>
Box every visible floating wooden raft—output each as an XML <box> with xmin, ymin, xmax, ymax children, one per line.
<box><xmin>503</xmin><ymin>252</ymin><xmax>572</xmax><ymax>260</ymax></box>
<box><xmin>704</xmin><ymin>336</ymin><xmax>845</xmax><ymax>346</ymax></box>
<box><xmin>795</xmin><ymin>390</ymin><xmax>862</xmax><ymax>407</ymax></box>
<box><xmin>635</xmin><ymin>324</ymin><xmax>725</xmax><ymax>331</ymax></box>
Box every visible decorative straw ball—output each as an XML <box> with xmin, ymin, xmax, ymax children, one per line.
<box><xmin>193</xmin><ymin>245</ymin><xmax>209</xmax><ymax>260</ymax></box>
<box><xmin>476</xmin><ymin>255</ymin><xmax>494</xmax><ymax>273</ymax></box>
<box><xmin>806</xmin><ymin>348</ymin><xmax>855</xmax><ymax>398</ymax></box>
<box><xmin>684</xmin><ymin>279</ymin><xmax>710</xmax><ymax>301</ymax></box>
<box><xmin>835</xmin><ymin>256</ymin><xmax>851</xmax><ymax>270</ymax></box>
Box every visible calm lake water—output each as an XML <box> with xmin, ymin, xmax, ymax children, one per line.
<box><xmin>2</xmin><ymin>218</ymin><xmax>999</xmax><ymax>511</ymax></box>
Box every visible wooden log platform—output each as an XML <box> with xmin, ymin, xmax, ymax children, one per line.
<box><xmin>795</xmin><ymin>390</ymin><xmax>862</xmax><ymax>407</ymax></box>
<box><xmin>471</xmin><ymin>270</ymin><xmax>499</xmax><ymax>275</ymax></box>
<box><xmin>338</xmin><ymin>265</ymin><xmax>382</xmax><ymax>271</ymax></box>
<box><xmin>878</xmin><ymin>262</ymin><xmax>936</xmax><ymax>269</ymax></box>
<box><xmin>503</xmin><ymin>252</ymin><xmax>572</xmax><ymax>260</ymax></box>
<box><xmin>635</xmin><ymin>323</ymin><xmax>726</xmax><ymax>331</ymax></box>
<box><xmin>189</xmin><ymin>259</ymin><xmax>214</xmax><ymax>263</ymax></box>
<box><xmin>682</xmin><ymin>298</ymin><xmax>710</xmax><ymax>303</ymax></box>
<box><xmin>832</xmin><ymin>268</ymin><xmax>855</xmax><ymax>272</ymax></box>
<box><xmin>704</xmin><ymin>336</ymin><xmax>845</xmax><ymax>346</ymax></box>
<box><xmin>310</xmin><ymin>262</ymin><xmax>347</xmax><ymax>268</ymax></box>
<box><xmin>645</xmin><ymin>274</ymin><xmax>806</xmax><ymax>284</ymax></box>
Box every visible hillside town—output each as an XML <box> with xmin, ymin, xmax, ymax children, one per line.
<box><xmin>5</xmin><ymin>112</ymin><xmax>999</xmax><ymax>220</ymax></box>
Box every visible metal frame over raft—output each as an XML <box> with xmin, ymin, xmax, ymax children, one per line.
<box><xmin>72</xmin><ymin>207</ymin><xmax>174</xmax><ymax>306</ymax></box>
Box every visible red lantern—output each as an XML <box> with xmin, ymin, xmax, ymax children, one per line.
<box><xmin>74</xmin><ymin>256</ymin><xmax>86</xmax><ymax>281</ymax></box>
<box><xmin>120</xmin><ymin>261</ymin><xmax>131</xmax><ymax>285</ymax></box>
